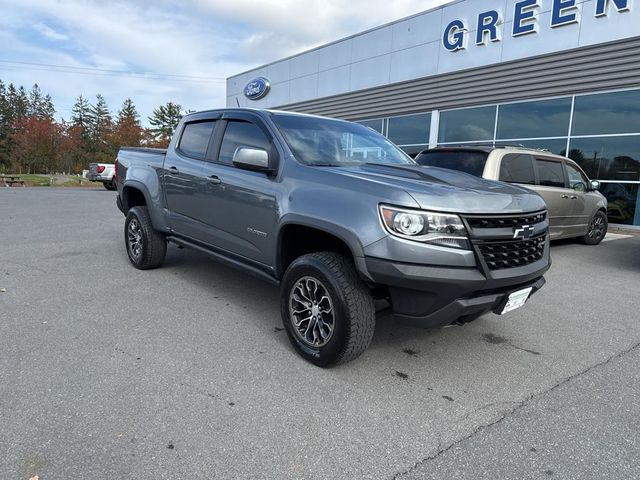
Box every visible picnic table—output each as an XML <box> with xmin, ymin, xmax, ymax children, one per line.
<box><xmin>1</xmin><ymin>175</ymin><xmax>25</xmax><ymax>187</ymax></box>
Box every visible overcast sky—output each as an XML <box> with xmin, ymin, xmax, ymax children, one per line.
<box><xmin>0</xmin><ymin>0</ymin><xmax>452</xmax><ymax>123</ymax></box>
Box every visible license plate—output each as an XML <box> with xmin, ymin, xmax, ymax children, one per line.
<box><xmin>500</xmin><ymin>287</ymin><xmax>533</xmax><ymax>315</ymax></box>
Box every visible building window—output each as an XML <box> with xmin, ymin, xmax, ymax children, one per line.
<box><xmin>438</xmin><ymin>106</ymin><xmax>495</xmax><ymax>144</ymax></box>
<box><xmin>572</xmin><ymin>90</ymin><xmax>640</xmax><ymax>136</ymax></box>
<box><xmin>599</xmin><ymin>183</ymin><xmax>639</xmax><ymax>226</ymax></box>
<box><xmin>387</xmin><ymin>113</ymin><xmax>431</xmax><ymax>146</ymax></box>
<box><xmin>497</xmin><ymin>98</ymin><xmax>572</xmax><ymax>140</ymax></box>
<box><xmin>356</xmin><ymin>118</ymin><xmax>384</xmax><ymax>134</ymax></box>
<box><xmin>567</xmin><ymin>136</ymin><xmax>640</xmax><ymax>181</ymax></box>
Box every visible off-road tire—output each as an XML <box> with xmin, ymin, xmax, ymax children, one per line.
<box><xmin>280</xmin><ymin>252</ymin><xmax>375</xmax><ymax>367</ymax></box>
<box><xmin>579</xmin><ymin>210</ymin><xmax>608</xmax><ymax>245</ymax></box>
<box><xmin>124</xmin><ymin>206</ymin><xmax>167</xmax><ymax>270</ymax></box>
<box><xmin>104</xmin><ymin>180</ymin><xmax>116</xmax><ymax>191</ymax></box>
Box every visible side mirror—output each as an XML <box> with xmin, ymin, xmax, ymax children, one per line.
<box><xmin>589</xmin><ymin>180</ymin><xmax>600</xmax><ymax>191</ymax></box>
<box><xmin>232</xmin><ymin>147</ymin><xmax>274</xmax><ymax>174</ymax></box>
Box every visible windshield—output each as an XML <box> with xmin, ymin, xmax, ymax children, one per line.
<box><xmin>415</xmin><ymin>150</ymin><xmax>489</xmax><ymax>177</ymax></box>
<box><xmin>272</xmin><ymin>114</ymin><xmax>414</xmax><ymax>167</ymax></box>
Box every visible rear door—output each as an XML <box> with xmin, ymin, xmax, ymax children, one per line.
<box><xmin>533</xmin><ymin>156</ymin><xmax>573</xmax><ymax>239</ymax></box>
<box><xmin>163</xmin><ymin>118</ymin><xmax>218</xmax><ymax>239</ymax></box>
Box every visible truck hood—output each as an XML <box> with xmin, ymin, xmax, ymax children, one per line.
<box><xmin>327</xmin><ymin>164</ymin><xmax>546</xmax><ymax>214</ymax></box>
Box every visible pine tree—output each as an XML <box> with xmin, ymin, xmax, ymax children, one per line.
<box><xmin>41</xmin><ymin>94</ymin><xmax>56</xmax><ymax>120</ymax></box>
<box><xmin>71</xmin><ymin>94</ymin><xmax>91</xmax><ymax>131</ymax></box>
<box><xmin>28</xmin><ymin>84</ymin><xmax>44</xmax><ymax>118</ymax></box>
<box><xmin>148</xmin><ymin>102</ymin><xmax>183</xmax><ymax>146</ymax></box>
<box><xmin>88</xmin><ymin>94</ymin><xmax>112</xmax><ymax>143</ymax></box>
<box><xmin>14</xmin><ymin>86</ymin><xmax>29</xmax><ymax>120</ymax></box>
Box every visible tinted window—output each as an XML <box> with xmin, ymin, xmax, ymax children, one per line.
<box><xmin>536</xmin><ymin>159</ymin><xmax>565</xmax><ymax>188</ymax></box>
<box><xmin>387</xmin><ymin>113</ymin><xmax>431</xmax><ymax>145</ymax></box>
<box><xmin>572</xmin><ymin>90</ymin><xmax>640</xmax><ymax>136</ymax></box>
<box><xmin>179</xmin><ymin>121</ymin><xmax>216</xmax><ymax>158</ymax></box>
<box><xmin>219</xmin><ymin>121</ymin><xmax>271</xmax><ymax>165</ymax></box>
<box><xmin>565</xmin><ymin>163</ymin><xmax>588</xmax><ymax>189</ymax></box>
<box><xmin>497</xmin><ymin>98</ymin><xmax>571</xmax><ymax>139</ymax></box>
<box><xmin>568</xmin><ymin>136</ymin><xmax>640</xmax><ymax>181</ymax></box>
<box><xmin>438</xmin><ymin>106</ymin><xmax>496</xmax><ymax>143</ymax></box>
<box><xmin>416</xmin><ymin>150</ymin><xmax>489</xmax><ymax>177</ymax></box>
<box><xmin>272</xmin><ymin>114</ymin><xmax>413</xmax><ymax>166</ymax></box>
<box><xmin>499</xmin><ymin>154</ymin><xmax>535</xmax><ymax>184</ymax></box>
<box><xmin>356</xmin><ymin>118</ymin><xmax>383</xmax><ymax>134</ymax></box>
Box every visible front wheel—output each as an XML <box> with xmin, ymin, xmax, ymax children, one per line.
<box><xmin>280</xmin><ymin>252</ymin><xmax>375</xmax><ymax>367</ymax></box>
<box><xmin>124</xmin><ymin>206</ymin><xmax>167</xmax><ymax>269</ymax></box>
<box><xmin>580</xmin><ymin>210</ymin><xmax>608</xmax><ymax>245</ymax></box>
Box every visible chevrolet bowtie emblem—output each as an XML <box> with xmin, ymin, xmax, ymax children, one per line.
<box><xmin>513</xmin><ymin>225</ymin><xmax>535</xmax><ymax>240</ymax></box>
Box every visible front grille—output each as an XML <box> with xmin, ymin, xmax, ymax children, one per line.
<box><xmin>466</xmin><ymin>212</ymin><xmax>547</xmax><ymax>229</ymax></box>
<box><xmin>476</xmin><ymin>234</ymin><xmax>546</xmax><ymax>270</ymax></box>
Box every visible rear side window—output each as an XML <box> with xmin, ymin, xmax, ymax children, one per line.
<box><xmin>415</xmin><ymin>150</ymin><xmax>489</xmax><ymax>177</ymax></box>
<box><xmin>179</xmin><ymin>121</ymin><xmax>216</xmax><ymax>159</ymax></box>
<box><xmin>218</xmin><ymin>121</ymin><xmax>271</xmax><ymax>165</ymax></box>
<box><xmin>499</xmin><ymin>154</ymin><xmax>535</xmax><ymax>184</ymax></box>
<box><xmin>536</xmin><ymin>158</ymin><xmax>565</xmax><ymax>188</ymax></box>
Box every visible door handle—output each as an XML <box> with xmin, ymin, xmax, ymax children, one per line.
<box><xmin>168</xmin><ymin>166</ymin><xmax>180</xmax><ymax>175</ymax></box>
<box><xmin>562</xmin><ymin>194</ymin><xmax>570</xmax><ymax>199</ymax></box>
<box><xmin>209</xmin><ymin>175</ymin><xmax>222</xmax><ymax>185</ymax></box>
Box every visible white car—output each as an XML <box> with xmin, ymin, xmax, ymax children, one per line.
<box><xmin>88</xmin><ymin>163</ymin><xmax>116</xmax><ymax>190</ymax></box>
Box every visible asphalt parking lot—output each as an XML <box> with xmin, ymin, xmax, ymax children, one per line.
<box><xmin>1</xmin><ymin>187</ymin><xmax>639</xmax><ymax>479</ymax></box>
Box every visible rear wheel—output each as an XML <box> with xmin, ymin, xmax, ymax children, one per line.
<box><xmin>280</xmin><ymin>252</ymin><xmax>375</xmax><ymax>367</ymax></box>
<box><xmin>104</xmin><ymin>180</ymin><xmax>116</xmax><ymax>191</ymax></box>
<box><xmin>124</xmin><ymin>206</ymin><xmax>166</xmax><ymax>269</ymax></box>
<box><xmin>580</xmin><ymin>210</ymin><xmax>608</xmax><ymax>245</ymax></box>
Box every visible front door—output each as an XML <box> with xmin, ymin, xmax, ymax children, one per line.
<box><xmin>194</xmin><ymin>116</ymin><xmax>279</xmax><ymax>266</ymax></box>
<box><xmin>563</xmin><ymin>161</ymin><xmax>591</xmax><ymax>236</ymax></box>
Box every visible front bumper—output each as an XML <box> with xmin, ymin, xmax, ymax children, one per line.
<box><xmin>364</xmin><ymin>256</ymin><xmax>549</xmax><ymax>329</ymax></box>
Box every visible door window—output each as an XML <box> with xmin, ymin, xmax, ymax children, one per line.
<box><xmin>178</xmin><ymin>121</ymin><xmax>216</xmax><ymax>159</ymax></box>
<box><xmin>499</xmin><ymin>154</ymin><xmax>535</xmax><ymax>184</ymax></box>
<box><xmin>565</xmin><ymin>163</ymin><xmax>588</xmax><ymax>190</ymax></box>
<box><xmin>536</xmin><ymin>158</ymin><xmax>565</xmax><ymax>188</ymax></box>
<box><xmin>218</xmin><ymin>121</ymin><xmax>271</xmax><ymax>165</ymax></box>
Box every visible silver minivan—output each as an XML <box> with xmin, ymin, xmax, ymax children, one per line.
<box><xmin>415</xmin><ymin>146</ymin><xmax>608</xmax><ymax>245</ymax></box>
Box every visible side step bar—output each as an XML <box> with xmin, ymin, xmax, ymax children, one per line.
<box><xmin>166</xmin><ymin>236</ymin><xmax>280</xmax><ymax>287</ymax></box>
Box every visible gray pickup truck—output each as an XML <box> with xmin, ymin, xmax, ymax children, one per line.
<box><xmin>115</xmin><ymin>108</ymin><xmax>550</xmax><ymax>366</ymax></box>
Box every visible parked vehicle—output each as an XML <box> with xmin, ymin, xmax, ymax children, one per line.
<box><xmin>88</xmin><ymin>163</ymin><xmax>116</xmax><ymax>190</ymax></box>
<box><xmin>415</xmin><ymin>147</ymin><xmax>608</xmax><ymax>245</ymax></box>
<box><xmin>115</xmin><ymin>109</ymin><xmax>550</xmax><ymax>366</ymax></box>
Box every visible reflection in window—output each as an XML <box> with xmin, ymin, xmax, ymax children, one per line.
<box><xmin>387</xmin><ymin>113</ymin><xmax>431</xmax><ymax>145</ymax></box>
<box><xmin>572</xmin><ymin>90</ymin><xmax>640</xmax><ymax>136</ymax></box>
<box><xmin>356</xmin><ymin>119</ymin><xmax>384</xmax><ymax>134</ymax></box>
<box><xmin>567</xmin><ymin>136</ymin><xmax>640</xmax><ymax>181</ymax></box>
<box><xmin>439</xmin><ymin>106</ymin><xmax>496</xmax><ymax>143</ymax></box>
<box><xmin>600</xmin><ymin>183</ymin><xmax>639</xmax><ymax>226</ymax></box>
<box><xmin>219</xmin><ymin>121</ymin><xmax>270</xmax><ymax>165</ymax></box>
<box><xmin>495</xmin><ymin>139</ymin><xmax>568</xmax><ymax>155</ymax></box>
<box><xmin>497</xmin><ymin>98</ymin><xmax>571</xmax><ymax>139</ymax></box>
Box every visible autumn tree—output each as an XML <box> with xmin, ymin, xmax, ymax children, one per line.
<box><xmin>113</xmin><ymin>97</ymin><xmax>143</xmax><ymax>148</ymax></box>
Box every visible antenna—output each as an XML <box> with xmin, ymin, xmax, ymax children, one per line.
<box><xmin>236</xmin><ymin>97</ymin><xmax>240</xmax><ymax>107</ymax></box>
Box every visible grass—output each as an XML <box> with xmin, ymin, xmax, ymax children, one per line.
<box><xmin>2</xmin><ymin>174</ymin><xmax>98</xmax><ymax>187</ymax></box>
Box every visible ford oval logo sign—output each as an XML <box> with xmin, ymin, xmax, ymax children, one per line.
<box><xmin>244</xmin><ymin>77</ymin><xmax>270</xmax><ymax>100</ymax></box>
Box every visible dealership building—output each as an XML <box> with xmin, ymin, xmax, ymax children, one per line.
<box><xmin>227</xmin><ymin>0</ymin><xmax>640</xmax><ymax>227</ymax></box>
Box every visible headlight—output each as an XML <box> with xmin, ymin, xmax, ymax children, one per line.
<box><xmin>379</xmin><ymin>205</ymin><xmax>470</xmax><ymax>249</ymax></box>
